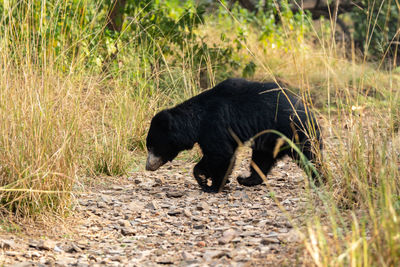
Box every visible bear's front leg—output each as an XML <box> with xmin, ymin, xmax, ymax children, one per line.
<box><xmin>193</xmin><ymin>155</ymin><xmax>235</xmax><ymax>193</ymax></box>
<box><xmin>193</xmin><ymin>159</ymin><xmax>211</xmax><ymax>191</ymax></box>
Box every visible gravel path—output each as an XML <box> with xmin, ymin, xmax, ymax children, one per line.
<box><xmin>1</xmin><ymin>156</ymin><xmax>312</xmax><ymax>266</ymax></box>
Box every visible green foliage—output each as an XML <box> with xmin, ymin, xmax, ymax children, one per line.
<box><xmin>213</xmin><ymin>0</ymin><xmax>311</xmax><ymax>78</ymax></box>
<box><xmin>351</xmin><ymin>1</ymin><xmax>400</xmax><ymax>60</ymax></box>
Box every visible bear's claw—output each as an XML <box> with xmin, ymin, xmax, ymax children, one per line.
<box><xmin>237</xmin><ymin>175</ymin><xmax>264</xmax><ymax>186</ymax></box>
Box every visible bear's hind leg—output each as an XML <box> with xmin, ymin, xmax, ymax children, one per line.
<box><xmin>237</xmin><ymin>150</ymin><xmax>275</xmax><ymax>186</ymax></box>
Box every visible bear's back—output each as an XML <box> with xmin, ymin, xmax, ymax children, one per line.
<box><xmin>198</xmin><ymin>78</ymin><xmax>300</xmax><ymax>111</ymax></box>
<box><xmin>210</xmin><ymin>78</ymin><xmax>280</xmax><ymax>97</ymax></box>
<box><xmin>173</xmin><ymin>78</ymin><xmax>305</xmax><ymax>120</ymax></box>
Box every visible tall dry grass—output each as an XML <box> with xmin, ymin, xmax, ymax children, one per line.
<box><xmin>0</xmin><ymin>0</ymin><xmax>211</xmax><ymax>216</ymax></box>
<box><xmin>213</xmin><ymin>5</ymin><xmax>400</xmax><ymax>266</ymax></box>
<box><xmin>199</xmin><ymin>2</ymin><xmax>400</xmax><ymax>265</ymax></box>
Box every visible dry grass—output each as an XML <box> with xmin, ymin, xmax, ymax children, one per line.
<box><xmin>201</xmin><ymin>5</ymin><xmax>400</xmax><ymax>265</ymax></box>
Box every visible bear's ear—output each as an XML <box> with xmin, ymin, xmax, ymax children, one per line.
<box><xmin>155</xmin><ymin>110</ymin><xmax>172</xmax><ymax>130</ymax></box>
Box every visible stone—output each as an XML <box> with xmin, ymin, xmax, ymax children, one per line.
<box><xmin>2</xmin><ymin>157</ymin><xmax>315</xmax><ymax>266</ymax></box>
<box><xmin>54</xmin><ymin>245</ymin><xmax>63</xmax><ymax>253</ymax></box>
<box><xmin>5</xmin><ymin>251</ymin><xmax>19</xmax><ymax>256</ymax></box>
<box><xmin>203</xmin><ymin>250</ymin><xmax>229</xmax><ymax>262</ymax></box>
<box><xmin>145</xmin><ymin>201</ymin><xmax>159</xmax><ymax>210</ymax></box>
<box><xmin>55</xmin><ymin>256</ymin><xmax>76</xmax><ymax>266</ymax></box>
<box><xmin>218</xmin><ymin>228</ymin><xmax>239</xmax><ymax>245</ymax></box>
<box><xmin>0</xmin><ymin>239</ymin><xmax>15</xmax><ymax>249</ymax></box>
<box><xmin>37</xmin><ymin>240</ymin><xmax>56</xmax><ymax>251</ymax></box>
<box><xmin>196</xmin><ymin>241</ymin><xmax>206</xmax><ymax>247</ymax></box>
<box><xmin>9</xmin><ymin>262</ymin><xmax>34</xmax><ymax>267</ymax></box>
<box><xmin>167</xmin><ymin>209</ymin><xmax>182</xmax><ymax>216</ymax></box>
<box><xmin>166</xmin><ymin>191</ymin><xmax>185</xmax><ymax>198</ymax></box>
<box><xmin>278</xmin><ymin>229</ymin><xmax>303</xmax><ymax>243</ymax></box>
<box><xmin>121</xmin><ymin>227</ymin><xmax>136</xmax><ymax>236</ymax></box>
<box><xmin>182</xmin><ymin>251</ymin><xmax>195</xmax><ymax>261</ymax></box>
<box><xmin>97</xmin><ymin>202</ymin><xmax>107</xmax><ymax>209</ymax></box>
<box><xmin>261</xmin><ymin>237</ymin><xmax>280</xmax><ymax>245</ymax></box>
<box><xmin>118</xmin><ymin>219</ymin><xmax>132</xmax><ymax>228</ymax></box>
<box><xmin>183</xmin><ymin>209</ymin><xmax>192</xmax><ymax>217</ymax></box>
<box><xmin>64</xmin><ymin>242</ymin><xmax>82</xmax><ymax>253</ymax></box>
<box><xmin>196</xmin><ymin>202</ymin><xmax>210</xmax><ymax>211</ymax></box>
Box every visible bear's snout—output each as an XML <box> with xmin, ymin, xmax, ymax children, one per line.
<box><xmin>146</xmin><ymin>152</ymin><xmax>164</xmax><ymax>171</ymax></box>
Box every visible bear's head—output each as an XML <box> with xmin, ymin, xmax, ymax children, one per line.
<box><xmin>145</xmin><ymin>110</ymin><xmax>180</xmax><ymax>171</ymax></box>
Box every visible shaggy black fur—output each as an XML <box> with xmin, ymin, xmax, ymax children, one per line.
<box><xmin>146</xmin><ymin>78</ymin><xmax>322</xmax><ymax>193</ymax></box>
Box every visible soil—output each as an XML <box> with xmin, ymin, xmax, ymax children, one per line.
<box><xmin>0</xmin><ymin>153</ymin><xmax>315</xmax><ymax>267</ymax></box>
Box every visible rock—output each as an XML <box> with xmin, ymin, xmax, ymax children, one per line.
<box><xmin>110</xmin><ymin>255</ymin><xmax>123</xmax><ymax>262</ymax></box>
<box><xmin>5</xmin><ymin>251</ymin><xmax>19</xmax><ymax>256</ymax></box>
<box><xmin>144</xmin><ymin>201</ymin><xmax>159</xmax><ymax>210</ymax></box>
<box><xmin>97</xmin><ymin>202</ymin><xmax>107</xmax><ymax>209</ymax></box>
<box><xmin>193</xmin><ymin>224</ymin><xmax>204</xmax><ymax>229</ymax></box>
<box><xmin>37</xmin><ymin>240</ymin><xmax>55</xmax><ymax>251</ymax></box>
<box><xmin>265</xmin><ymin>232</ymin><xmax>279</xmax><ymax>238</ymax></box>
<box><xmin>64</xmin><ymin>242</ymin><xmax>82</xmax><ymax>253</ymax></box>
<box><xmin>55</xmin><ymin>256</ymin><xmax>76</xmax><ymax>266</ymax></box>
<box><xmin>2</xmin><ymin>158</ymin><xmax>315</xmax><ymax>267</ymax></box>
<box><xmin>0</xmin><ymin>239</ymin><xmax>15</xmax><ymax>249</ymax></box>
<box><xmin>203</xmin><ymin>250</ymin><xmax>229</xmax><ymax>262</ymax></box>
<box><xmin>166</xmin><ymin>191</ymin><xmax>184</xmax><ymax>198</ymax></box>
<box><xmin>278</xmin><ymin>229</ymin><xmax>303</xmax><ymax>243</ymax></box>
<box><xmin>157</xmin><ymin>259</ymin><xmax>174</xmax><ymax>265</ymax></box>
<box><xmin>167</xmin><ymin>209</ymin><xmax>182</xmax><ymax>216</ymax></box>
<box><xmin>88</xmin><ymin>254</ymin><xmax>98</xmax><ymax>262</ymax></box>
<box><xmin>240</xmin><ymin>231</ymin><xmax>258</xmax><ymax>237</ymax></box>
<box><xmin>196</xmin><ymin>241</ymin><xmax>206</xmax><ymax>247</ymax></box>
<box><xmin>24</xmin><ymin>251</ymin><xmax>41</xmax><ymax>258</ymax></box>
<box><xmin>111</xmin><ymin>185</ymin><xmax>124</xmax><ymax>191</ymax></box>
<box><xmin>9</xmin><ymin>262</ymin><xmax>34</xmax><ymax>267</ymax></box>
<box><xmin>196</xmin><ymin>202</ymin><xmax>210</xmax><ymax>211</ymax></box>
<box><xmin>121</xmin><ymin>227</ymin><xmax>136</xmax><ymax>236</ymax></box>
<box><xmin>118</xmin><ymin>219</ymin><xmax>132</xmax><ymax>228</ymax></box>
<box><xmin>127</xmin><ymin>201</ymin><xmax>143</xmax><ymax>211</ymax></box>
<box><xmin>261</xmin><ymin>237</ymin><xmax>280</xmax><ymax>245</ymax></box>
<box><xmin>218</xmin><ymin>228</ymin><xmax>239</xmax><ymax>245</ymax></box>
<box><xmin>183</xmin><ymin>209</ymin><xmax>192</xmax><ymax>217</ymax></box>
<box><xmin>182</xmin><ymin>251</ymin><xmax>195</xmax><ymax>261</ymax></box>
<box><xmin>54</xmin><ymin>245</ymin><xmax>63</xmax><ymax>253</ymax></box>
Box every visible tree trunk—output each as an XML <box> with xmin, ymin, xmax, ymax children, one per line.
<box><xmin>232</xmin><ymin>0</ymin><xmax>362</xmax><ymax>18</ymax></box>
<box><xmin>237</xmin><ymin>0</ymin><xmax>256</xmax><ymax>12</ymax></box>
<box><xmin>106</xmin><ymin>0</ymin><xmax>127</xmax><ymax>32</ymax></box>
<box><xmin>103</xmin><ymin>0</ymin><xmax>127</xmax><ymax>73</ymax></box>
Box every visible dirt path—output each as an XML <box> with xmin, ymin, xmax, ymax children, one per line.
<box><xmin>1</xmin><ymin>157</ymin><xmax>312</xmax><ymax>266</ymax></box>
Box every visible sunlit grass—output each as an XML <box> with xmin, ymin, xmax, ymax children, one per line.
<box><xmin>0</xmin><ymin>0</ymin><xmax>207</xmax><ymax>216</ymax></box>
<box><xmin>200</xmin><ymin>3</ymin><xmax>400</xmax><ymax>266</ymax></box>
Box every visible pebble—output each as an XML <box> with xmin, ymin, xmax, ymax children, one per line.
<box><xmin>218</xmin><ymin>228</ymin><xmax>239</xmax><ymax>245</ymax></box>
<box><xmin>166</xmin><ymin>190</ymin><xmax>185</xmax><ymax>198</ymax></box>
<box><xmin>203</xmin><ymin>250</ymin><xmax>229</xmax><ymax>261</ymax></box>
<box><xmin>0</xmin><ymin>239</ymin><xmax>15</xmax><ymax>249</ymax></box>
<box><xmin>182</xmin><ymin>251</ymin><xmax>195</xmax><ymax>260</ymax></box>
<box><xmin>261</xmin><ymin>237</ymin><xmax>281</xmax><ymax>245</ymax></box>
<box><xmin>196</xmin><ymin>241</ymin><xmax>206</xmax><ymax>247</ymax></box>
<box><xmin>9</xmin><ymin>262</ymin><xmax>34</xmax><ymax>267</ymax></box>
<box><xmin>2</xmin><ymin>157</ymin><xmax>311</xmax><ymax>266</ymax></box>
<box><xmin>121</xmin><ymin>227</ymin><xmax>136</xmax><ymax>236</ymax></box>
<box><xmin>144</xmin><ymin>201</ymin><xmax>159</xmax><ymax>210</ymax></box>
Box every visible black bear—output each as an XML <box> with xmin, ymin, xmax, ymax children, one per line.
<box><xmin>146</xmin><ymin>78</ymin><xmax>322</xmax><ymax>193</ymax></box>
